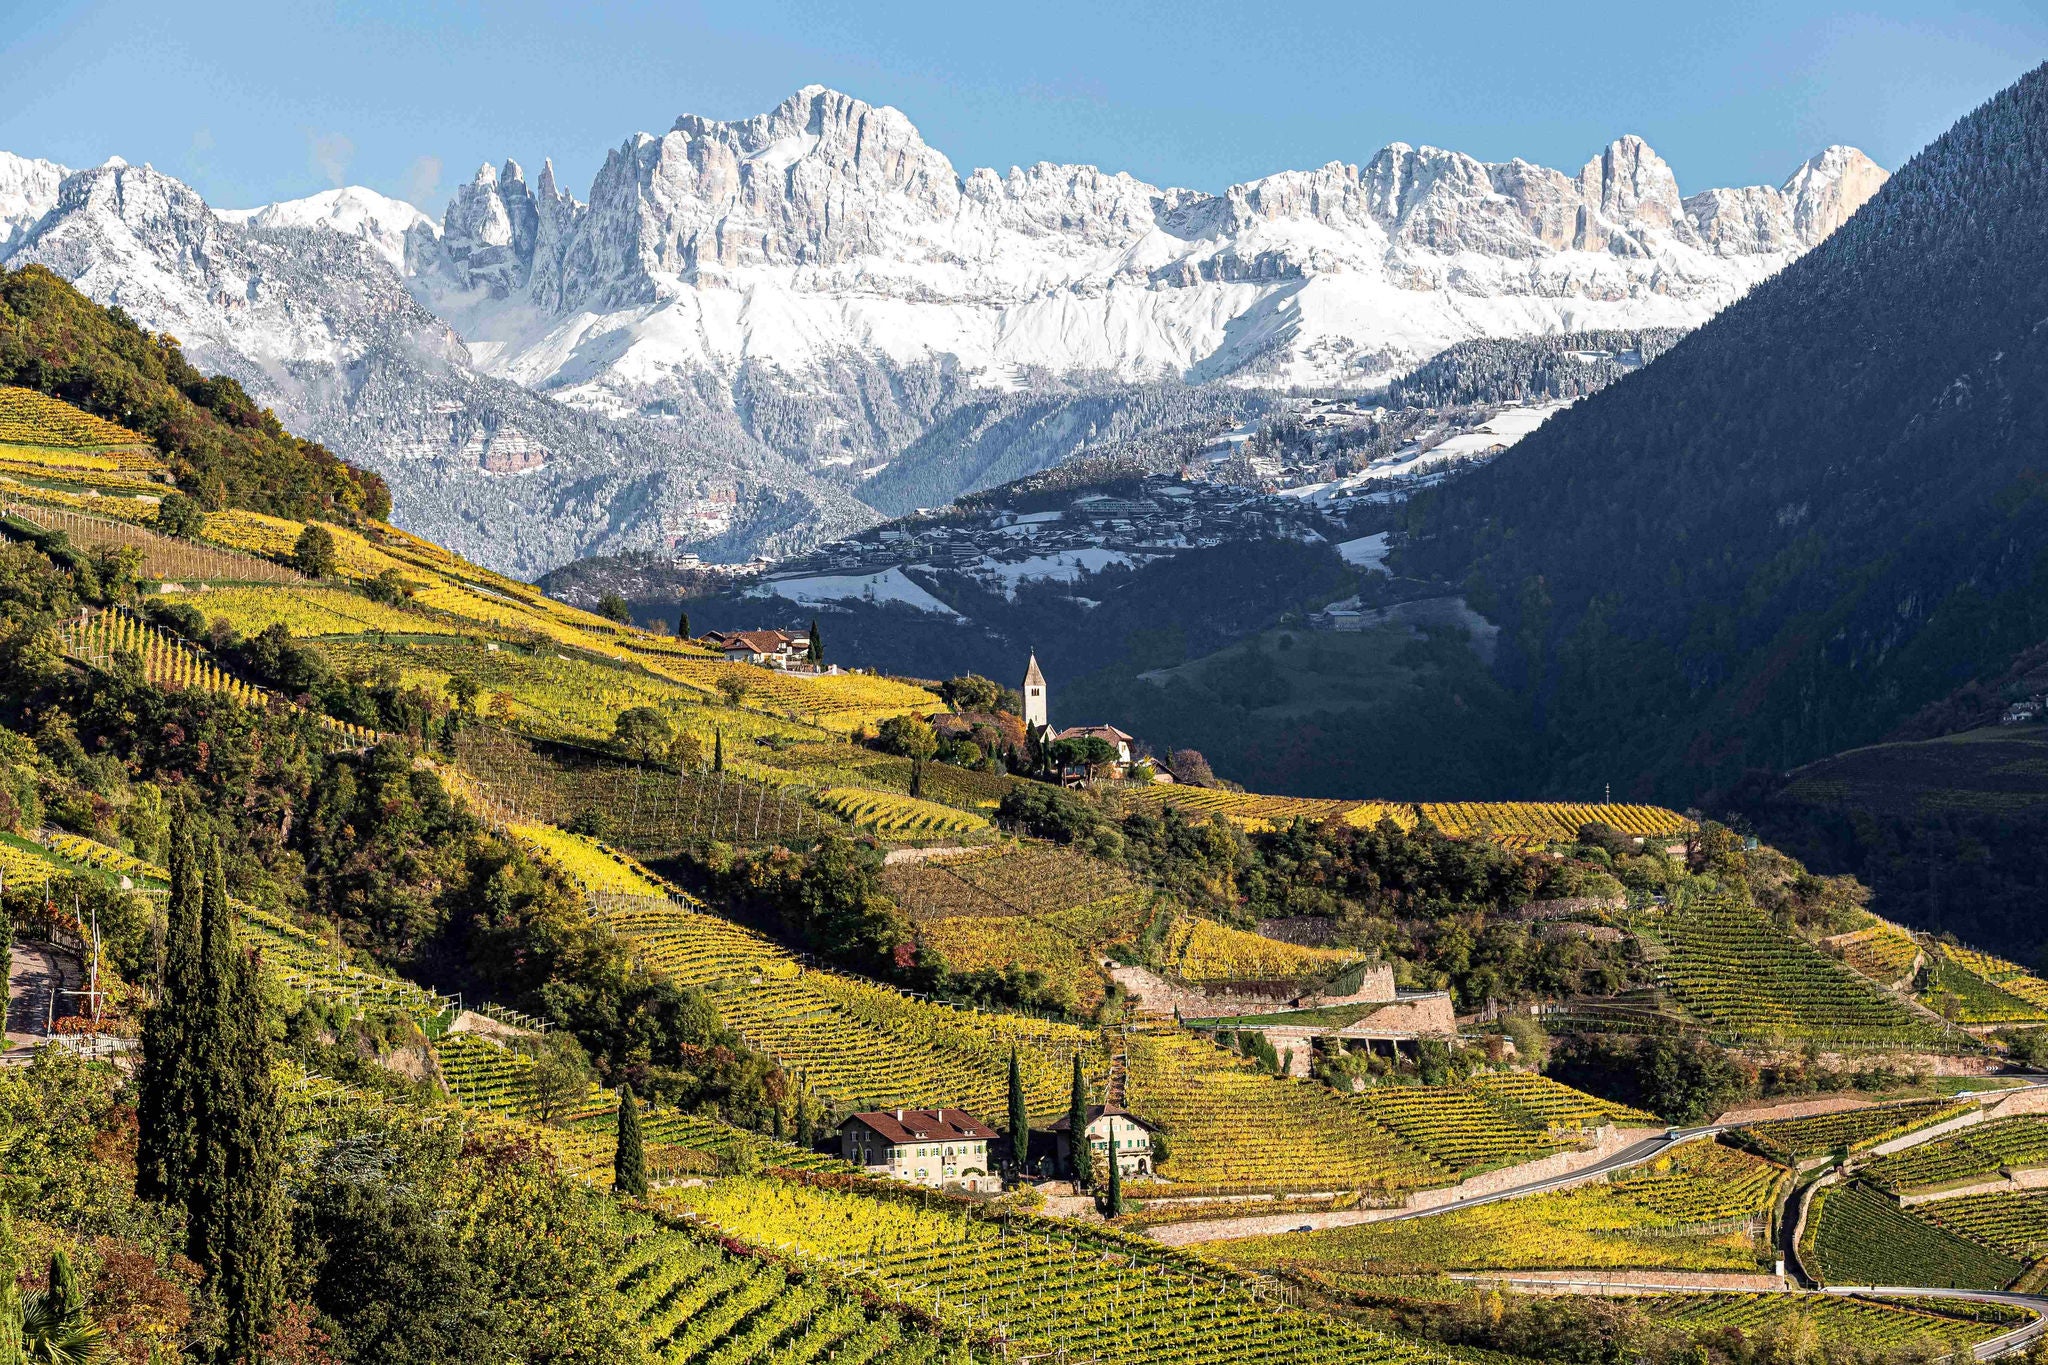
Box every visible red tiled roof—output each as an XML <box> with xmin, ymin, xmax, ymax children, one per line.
<box><xmin>721</xmin><ymin>629</ymin><xmax>799</xmax><ymax>654</ymax></box>
<box><xmin>1053</xmin><ymin>725</ymin><xmax>1135</xmax><ymax>745</ymax></box>
<box><xmin>840</xmin><ymin>1107</ymin><xmax>999</xmax><ymax>1144</ymax></box>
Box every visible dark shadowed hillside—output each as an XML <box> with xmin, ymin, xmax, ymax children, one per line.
<box><xmin>1401</xmin><ymin>62</ymin><xmax>2048</xmax><ymax>803</ymax></box>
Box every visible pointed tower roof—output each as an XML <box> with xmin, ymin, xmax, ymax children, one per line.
<box><xmin>1024</xmin><ymin>652</ymin><xmax>1045</xmax><ymax>687</ymax></box>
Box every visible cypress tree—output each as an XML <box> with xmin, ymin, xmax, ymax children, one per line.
<box><xmin>137</xmin><ymin>820</ymin><xmax>202</xmax><ymax>1203</ymax></box>
<box><xmin>185</xmin><ymin>841</ymin><xmax>284</xmax><ymax>1361</ymax></box>
<box><xmin>1007</xmin><ymin>1050</ymin><xmax>1029</xmax><ymax>1171</ymax></box>
<box><xmin>807</xmin><ymin>618</ymin><xmax>823</xmax><ymax>665</ymax></box>
<box><xmin>713</xmin><ymin>730</ymin><xmax>724</xmax><ymax>772</ymax></box>
<box><xmin>677</xmin><ymin>606</ymin><xmax>691</xmax><ymax>640</ymax></box>
<box><xmin>1067</xmin><ymin>1052</ymin><xmax>1088</xmax><ymax>1187</ymax></box>
<box><xmin>1106</xmin><ymin>1134</ymin><xmax>1124</xmax><ymax>1217</ymax></box>
<box><xmin>614</xmin><ymin>1086</ymin><xmax>648</xmax><ymax>1198</ymax></box>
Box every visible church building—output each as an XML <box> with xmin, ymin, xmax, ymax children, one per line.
<box><xmin>1023</xmin><ymin>652</ymin><xmax>1048</xmax><ymax>730</ymax></box>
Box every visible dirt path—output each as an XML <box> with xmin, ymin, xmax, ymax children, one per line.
<box><xmin>6</xmin><ymin>940</ymin><xmax>80</xmax><ymax>1050</ymax></box>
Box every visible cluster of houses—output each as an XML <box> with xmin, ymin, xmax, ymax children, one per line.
<box><xmin>761</xmin><ymin>476</ymin><xmax>1332</xmax><ymax>590</ymax></box>
<box><xmin>835</xmin><ymin>1102</ymin><xmax>1156</xmax><ymax>1194</ymax></box>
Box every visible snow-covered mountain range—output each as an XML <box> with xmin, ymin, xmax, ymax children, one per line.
<box><xmin>0</xmin><ymin>87</ymin><xmax>1884</xmax><ymax>575</ymax></box>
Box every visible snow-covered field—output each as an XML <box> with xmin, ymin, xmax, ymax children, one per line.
<box><xmin>758</xmin><ymin>567</ymin><xmax>960</xmax><ymax>616</ymax></box>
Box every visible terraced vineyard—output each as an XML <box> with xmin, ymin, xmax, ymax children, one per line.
<box><xmin>1416</xmin><ymin>801</ymin><xmax>1692</xmax><ymax>847</ymax></box>
<box><xmin>58</xmin><ymin>609</ymin><xmax>266</xmax><ymax>704</ymax></box>
<box><xmin>654</xmin><ymin>658</ymin><xmax>940</xmax><ymax>734</ymax></box>
<box><xmin>1223</xmin><ymin>1141</ymin><xmax>1778</xmax><ymax>1275</ymax></box>
<box><xmin>1864</xmin><ymin>1117</ymin><xmax>2048</xmax><ymax>1193</ymax></box>
<box><xmin>1641</xmin><ymin>1292</ymin><xmax>2016</xmax><ymax>1349</ymax></box>
<box><xmin>1941</xmin><ymin>945</ymin><xmax>2048</xmax><ymax>1010</ymax></box>
<box><xmin>907</xmin><ymin>844</ymin><xmax>1140</xmax><ymax>918</ymax></box>
<box><xmin>818</xmin><ymin>787</ymin><xmax>990</xmax><ymax>837</ymax></box>
<box><xmin>1803</xmin><ymin>1181</ymin><xmax>2025</xmax><ymax>1290</ymax></box>
<box><xmin>1732</xmin><ymin>1100</ymin><xmax>1970</xmax><ymax>1164</ymax></box>
<box><xmin>1158</xmin><ymin>914</ymin><xmax>1363</xmax><ymax>983</ymax></box>
<box><xmin>1466</xmin><ymin>1072</ymin><xmax>1660</xmax><ymax>1130</ymax></box>
<box><xmin>54</xmin><ymin>608</ymin><xmax>383</xmax><ymax>746</ymax></box>
<box><xmin>670</xmin><ymin>1177</ymin><xmax>1439</xmax><ymax>1365</ymax></box>
<box><xmin>1604</xmin><ymin>1142</ymin><xmax>1787</xmax><ymax>1221</ymax></box>
<box><xmin>6</xmin><ymin>504</ymin><xmax>304</xmax><ymax>583</ymax></box>
<box><xmin>912</xmin><ymin>893</ymin><xmax>1153</xmax><ymax>1012</ymax></box>
<box><xmin>452</xmin><ymin>726</ymin><xmax>837</xmax><ymax>848</ymax></box>
<box><xmin>1124</xmin><ymin>1032</ymin><xmax>1449</xmax><ymax>1194</ymax></box>
<box><xmin>611</xmin><ymin>1222</ymin><xmax>980</xmax><ymax>1364</ymax></box>
<box><xmin>1914</xmin><ymin>1190</ymin><xmax>2048</xmax><ymax>1259</ymax></box>
<box><xmin>0</xmin><ymin>385</ymin><xmax>152</xmax><ymax>450</ymax></box>
<box><xmin>1352</xmin><ymin>1085</ymin><xmax>1561</xmax><ymax>1171</ymax></box>
<box><xmin>1922</xmin><ymin>947</ymin><xmax>2048</xmax><ymax>1024</ymax></box>
<box><xmin>1649</xmin><ymin>896</ymin><xmax>1946</xmax><ymax>1046</ymax></box>
<box><xmin>1123</xmin><ymin>786</ymin><xmax>1414</xmax><ymax>833</ymax></box>
<box><xmin>565</xmin><ymin>851</ymin><xmax>1099</xmax><ymax>1117</ymax></box>
<box><xmin>1828</xmin><ymin>921</ymin><xmax>1924</xmax><ymax>986</ymax></box>
<box><xmin>179</xmin><ymin>583</ymin><xmax>430</xmax><ymax>635</ymax></box>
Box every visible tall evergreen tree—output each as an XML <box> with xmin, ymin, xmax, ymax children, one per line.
<box><xmin>614</xmin><ymin>1086</ymin><xmax>648</xmax><ymax>1198</ymax></box>
<box><xmin>136</xmin><ymin>820</ymin><xmax>202</xmax><ymax>1203</ymax></box>
<box><xmin>1067</xmin><ymin>1052</ymin><xmax>1088</xmax><ymax>1187</ymax></box>
<box><xmin>676</xmin><ymin>606</ymin><xmax>691</xmax><ymax>640</ymax></box>
<box><xmin>1007</xmin><ymin>1050</ymin><xmax>1029</xmax><ymax>1171</ymax></box>
<box><xmin>713</xmin><ymin>730</ymin><xmax>724</xmax><ymax>773</ymax></box>
<box><xmin>807</xmin><ymin>618</ymin><xmax>823</xmax><ymax>665</ymax></box>
<box><xmin>1106</xmin><ymin>1135</ymin><xmax>1124</xmax><ymax>1217</ymax></box>
<box><xmin>182</xmin><ymin>841</ymin><xmax>284</xmax><ymax>1361</ymax></box>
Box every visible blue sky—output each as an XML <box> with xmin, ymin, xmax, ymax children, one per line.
<box><xmin>2</xmin><ymin>0</ymin><xmax>2042</xmax><ymax>216</ymax></box>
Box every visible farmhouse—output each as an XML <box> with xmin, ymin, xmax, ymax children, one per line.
<box><xmin>705</xmin><ymin>628</ymin><xmax>811</xmax><ymax>668</ymax></box>
<box><xmin>1048</xmin><ymin>1103</ymin><xmax>1158</xmax><ymax>1178</ymax></box>
<box><xmin>838</xmin><ymin>1108</ymin><xmax>1003</xmax><ymax>1193</ymax></box>
<box><xmin>1053</xmin><ymin>724</ymin><xmax>1135</xmax><ymax>767</ymax></box>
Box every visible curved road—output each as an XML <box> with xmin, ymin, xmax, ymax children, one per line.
<box><xmin>1416</xmin><ymin>1079</ymin><xmax>2048</xmax><ymax>1360</ymax></box>
<box><xmin>1162</xmin><ymin>1076</ymin><xmax>2048</xmax><ymax>1357</ymax></box>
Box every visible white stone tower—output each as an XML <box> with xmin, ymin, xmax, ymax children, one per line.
<box><xmin>1023</xmin><ymin>652</ymin><xmax>1048</xmax><ymax>730</ymax></box>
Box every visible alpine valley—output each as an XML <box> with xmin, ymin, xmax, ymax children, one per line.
<box><xmin>0</xmin><ymin>86</ymin><xmax>1884</xmax><ymax>576</ymax></box>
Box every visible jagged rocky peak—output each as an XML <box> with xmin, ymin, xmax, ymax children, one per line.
<box><xmin>442</xmin><ymin>158</ymin><xmax>545</xmax><ymax>295</ymax></box>
<box><xmin>573</xmin><ymin>85</ymin><xmax>964</xmax><ymax>281</ymax></box>
<box><xmin>0</xmin><ymin>151</ymin><xmax>69</xmax><ymax>255</ymax></box>
<box><xmin>1782</xmin><ymin>145</ymin><xmax>1888</xmax><ymax>240</ymax></box>
<box><xmin>1684</xmin><ymin>145</ymin><xmax>1889</xmax><ymax>256</ymax></box>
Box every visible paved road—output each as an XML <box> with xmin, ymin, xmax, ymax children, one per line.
<box><xmin>1370</xmin><ymin>1128</ymin><xmax>1709</xmax><ymax>1224</ymax></box>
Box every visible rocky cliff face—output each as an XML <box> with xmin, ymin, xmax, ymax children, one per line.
<box><xmin>1</xmin><ymin>88</ymin><xmax>1887</xmax><ymax>576</ymax></box>
<box><xmin>410</xmin><ymin>86</ymin><xmax>1884</xmax><ymax>464</ymax></box>
<box><xmin>6</xmin><ymin>159</ymin><xmax>874</xmax><ymax>577</ymax></box>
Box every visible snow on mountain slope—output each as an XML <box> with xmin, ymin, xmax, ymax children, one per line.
<box><xmin>0</xmin><ymin>151</ymin><xmax>68</xmax><ymax>256</ymax></box>
<box><xmin>0</xmin><ymin>87</ymin><xmax>1887</xmax><ymax>572</ymax></box>
<box><xmin>401</xmin><ymin>87</ymin><xmax>1885</xmax><ymax>440</ymax></box>
<box><xmin>216</xmin><ymin>185</ymin><xmax>439</xmax><ymax>271</ymax></box>
<box><xmin>7</xmin><ymin>158</ymin><xmax>875</xmax><ymax>576</ymax></box>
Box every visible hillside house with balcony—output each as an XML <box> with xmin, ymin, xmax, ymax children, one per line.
<box><xmin>838</xmin><ymin>1108</ymin><xmax>1002</xmax><ymax>1193</ymax></box>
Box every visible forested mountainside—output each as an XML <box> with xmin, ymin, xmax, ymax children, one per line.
<box><xmin>1386</xmin><ymin>328</ymin><xmax>1684</xmax><ymax>409</ymax></box>
<box><xmin>1398</xmin><ymin>60</ymin><xmax>2048</xmax><ymax>803</ymax></box>
<box><xmin>0</xmin><ymin>266</ymin><xmax>386</xmax><ymax>521</ymax></box>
